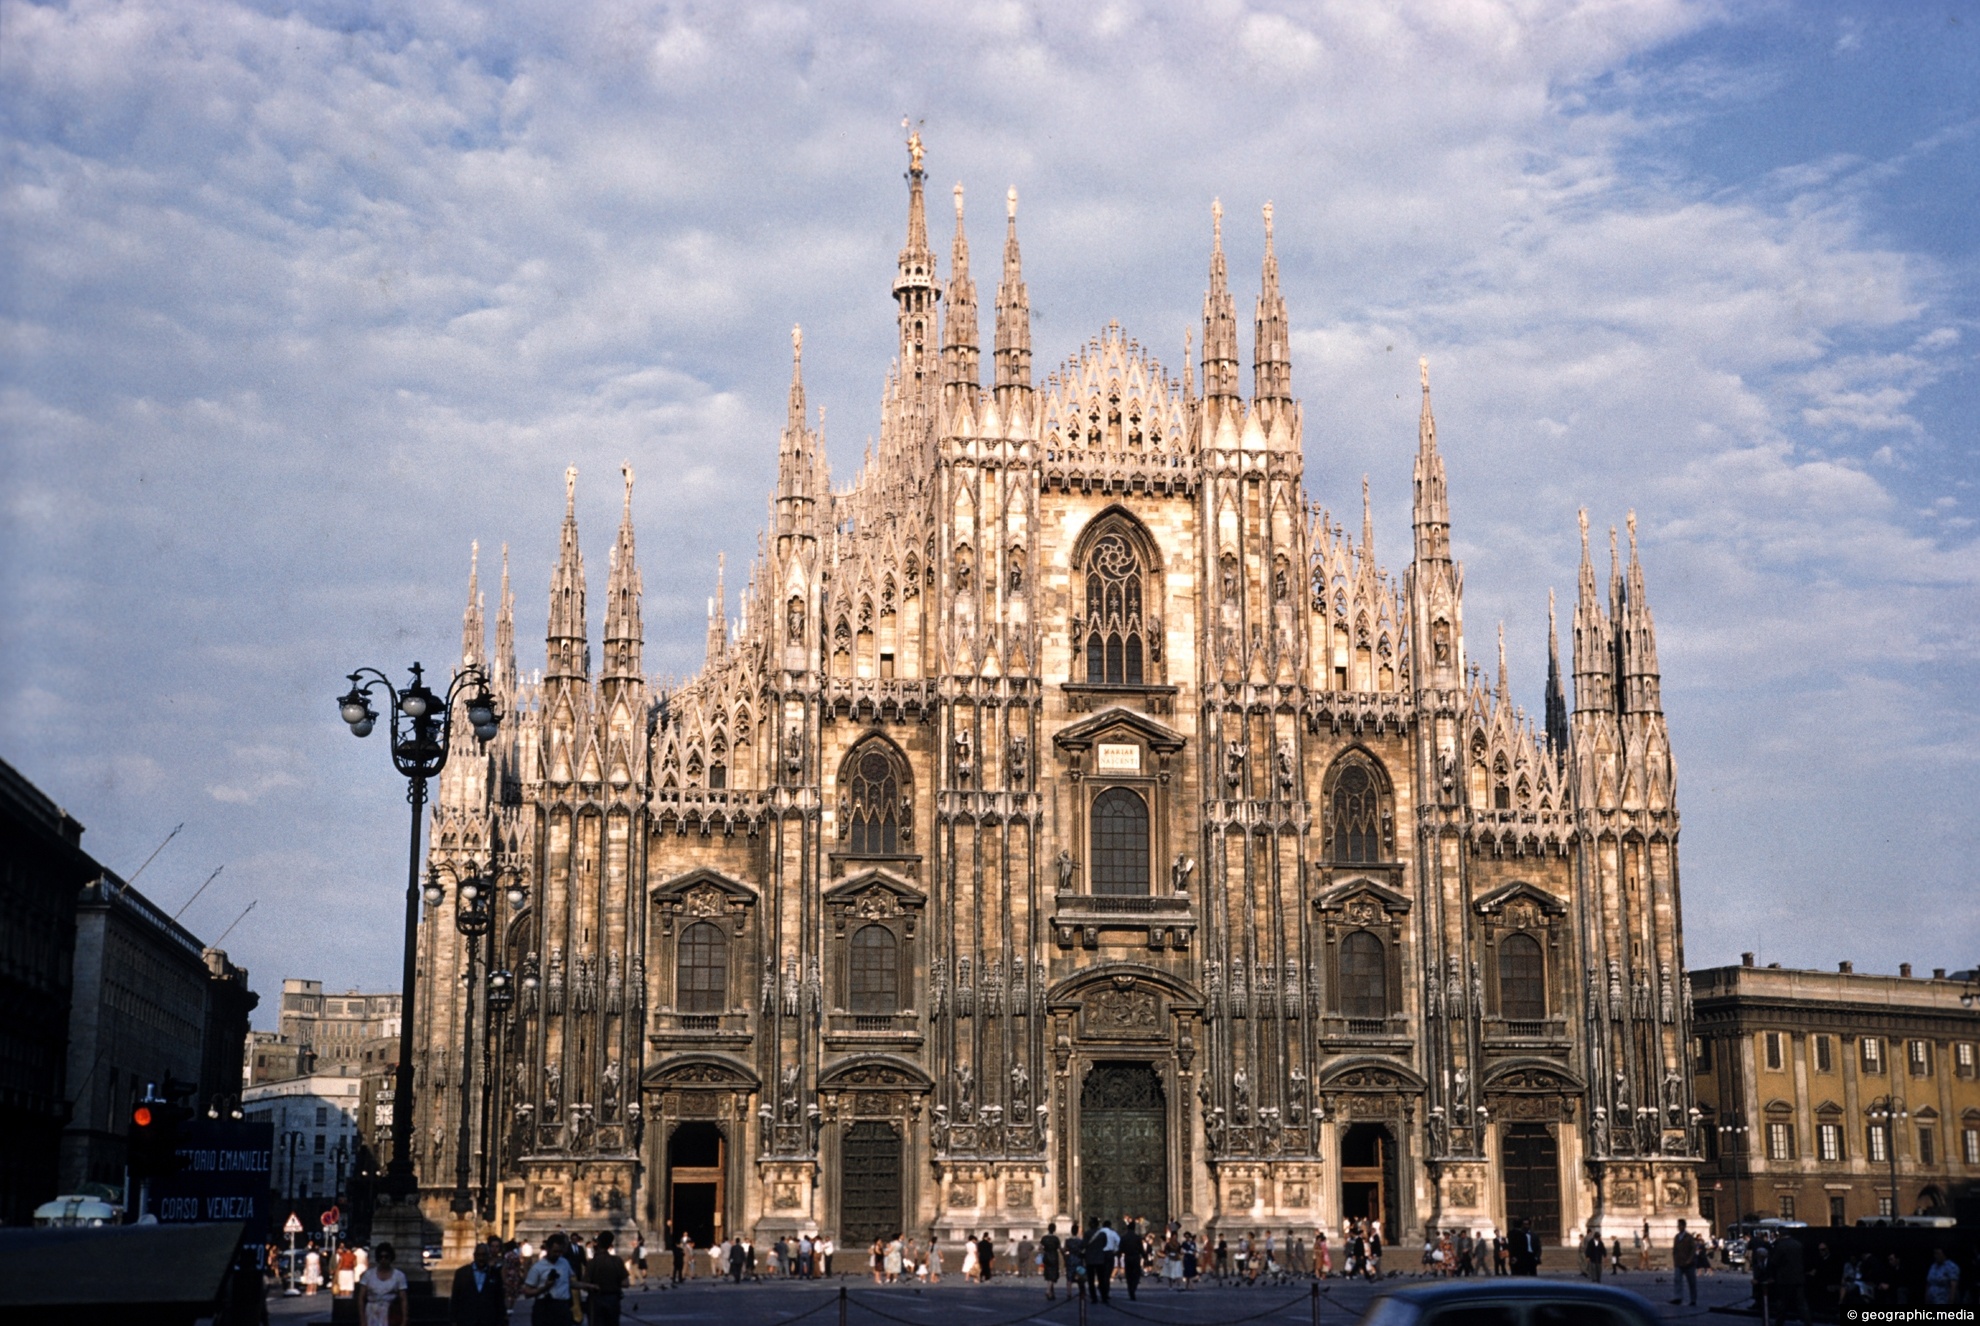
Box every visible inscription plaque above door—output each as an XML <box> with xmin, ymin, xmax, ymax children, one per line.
<box><xmin>1096</xmin><ymin>743</ymin><xmax>1141</xmax><ymax>773</ymax></box>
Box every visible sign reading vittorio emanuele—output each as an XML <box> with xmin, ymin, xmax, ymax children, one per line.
<box><xmin>409</xmin><ymin>135</ymin><xmax>1698</xmax><ymax>1249</ymax></box>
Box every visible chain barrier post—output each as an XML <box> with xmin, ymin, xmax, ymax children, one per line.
<box><xmin>1312</xmin><ymin>1280</ymin><xmax>1321</xmax><ymax>1326</ymax></box>
<box><xmin>839</xmin><ymin>1283</ymin><xmax>848</xmax><ymax>1326</ymax></box>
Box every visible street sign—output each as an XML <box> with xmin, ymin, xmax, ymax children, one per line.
<box><xmin>144</xmin><ymin>1116</ymin><xmax>275</xmax><ymax>1267</ymax></box>
<box><xmin>321</xmin><ymin>1205</ymin><xmax>342</xmax><ymax>1229</ymax></box>
<box><xmin>284</xmin><ymin>1212</ymin><xmax>304</xmax><ymax>1235</ymax></box>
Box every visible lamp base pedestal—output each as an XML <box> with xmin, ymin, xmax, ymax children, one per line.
<box><xmin>437</xmin><ymin>1211</ymin><xmax>484</xmax><ymax>1276</ymax></box>
<box><xmin>368</xmin><ymin>1193</ymin><xmax>439</xmax><ymax>1286</ymax></box>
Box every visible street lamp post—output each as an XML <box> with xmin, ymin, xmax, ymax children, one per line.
<box><xmin>1716</xmin><ymin>1122</ymin><xmax>1749</xmax><ymax>1233</ymax></box>
<box><xmin>1869</xmin><ymin>1096</ymin><xmax>1908</xmax><ymax>1222</ymax></box>
<box><xmin>428</xmin><ymin>868</ymin><xmax>527</xmax><ymax>1221</ymax></box>
<box><xmin>336</xmin><ymin>662</ymin><xmax>500</xmax><ymax>1202</ymax></box>
<box><xmin>481</xmin><ymin>947</ymin><xmax>518</xmax><ymax>1217</ymax></box>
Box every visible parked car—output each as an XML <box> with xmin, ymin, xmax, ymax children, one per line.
<box><xmin>1358</xmin><ymin>1280</ymin><xmax>1661</xmax><ymax>1326</ymax></box>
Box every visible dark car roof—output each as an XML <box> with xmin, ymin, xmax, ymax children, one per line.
<box><xmin>1377</xmin><ymin>1279</ymin><xmax>1659</xmax><ymax>1309</ymax></box>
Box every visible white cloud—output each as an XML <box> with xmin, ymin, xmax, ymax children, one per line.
<box><xmin>3</xmin><ymin>0</ymin><xmax>1975</xmax><ymax>989</ymax></box>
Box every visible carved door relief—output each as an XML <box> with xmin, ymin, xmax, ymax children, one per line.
<box><xmin>1078</xmin><ymin>1062</ymin><xmax>1167</xmax><ymax>1230</ymax></box>
<box><xmin>840</xmin><ymin>1120</ymin><xmax>903</xmax><ymax>1245</ymax></box>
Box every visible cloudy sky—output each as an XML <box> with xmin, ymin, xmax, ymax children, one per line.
<box><xmin>5</xmin><ymin>0</ymin><xmax>1976</xmax><ymax>1014</ymax></box>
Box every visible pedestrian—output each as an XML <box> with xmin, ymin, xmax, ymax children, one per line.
<box><xmin>358</xmin><ymin>1242</ymin><xmax>410</xmax><ymax>1326</ymax></box>
<box><xmin>926</xmin><ymin>1233</ymin><xmax>940</xmax><ymax>1283</ymax></box>
<box><xmin>977</xmin><ymin>1230</ymin><xmax>995</xmax><ymax>1281</ymax></box>
<box><xmin>337</xmin><ymin>1245</ymin><xmax>359</xmax><ymax>1297</ymax></box>
<box><xmin>1040</xmin><ymin>1222</ymin><xmax>1062</xmax><ymax>1299</ymax></box>
<box><xmin>885</xmin><ymin>1236</ymin><xmax>904</xmax><ymax>1283</ymax></box>
<box><xmin>586</xmin><ymin>1232</ymin><xmax>628</xmax><ymax>1326</ymax></box>
<box><xmin>1925</xmin><ymin>1247</ymin><xmax>1961</xmax><ymax>1305</ymax></box>
<box><xmin>1771</xmin><ymin>1234</ymin><xmax>1811</xmax><ymax>1326</ymax></box>
<box><xmin>1671</xmin><ymin>1227</ymin><xmax>1702</xmax><ymax>1306</ymax></box>
<box><xmin>671</xmin><ymin>1233</ymin><xmax>685</xmax><ymax>1284</ymax></box>
<box><xmin>1493</xmin><ymin>1233</ymin><xmax>1508</xmax><ymax>1277</ymax></box>
<box><xmin>1634</xmin><ymin>1223</ymin><xmax>1651</xmax><ymax>1272</ymax></box>
<box><xmin>1084</xmin><ymin>1219</ymin><xmax>1117</xmax><ymax>1304</ymax></box>
<box><xmin>1183</xmin><ymin>1233</ymin><xmax>1199</xmax><ymax>1287</ymax></box>
<box><xmin>1583</xmin><ymin>1229</ymin><xmax>1604</xmax><ymax>1282</ymax></box>
<box><xmin>520</xmin><ymin>1235</ymin><xmax>579</xmax><ymax>1326</ymax></box>
<box><xmin>1121</xmin><ymin>1221</ymin><xmax>1145</xmax><ymax>1300</ymax></box>
<box><xmin>1065</xmin><ymin>1227</ymin><xmax>1087</xmax><ymax>1298</ymax></box>
<box><xmin>1316</xmin><ymin>1230</ymin><xmax>1331</xmax><ymax>1278</ymax></box>
<box><xmin>821</xmin><ymin>1233</ymin><xmax>835</xmax><ymax>1278</ymax></box>
<box><xmin>1610</xmin><ymin>1236</ymin><xmax>1623</xmax><ymax>1276</ymax></box>
<box><xmin>1510</xmin><ymin>1218</ymin><xmax>1541</xmax><ymax>1277</ymax></box>
<box><xmin>961</xmin><ymin>1233</ymin><xmax>978</xmax><ymax>1282</ymax></box>
<box><xmin>450</xmin><ymin>1241</ymin><xmax>508</xmax><ymax>1326</ymax></box>
<box><xmin>729</xmin><ymin>1236</ymin><xmax>748</xmax><ymax>1283</ymax></box>
<box><xmin>1214</xmin><ymin>1236</ymin><xmax>1229</xmax><ymax>1281</ymax></box>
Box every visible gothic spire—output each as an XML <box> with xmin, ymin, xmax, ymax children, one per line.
<box><xmin>461</xmin><ymin>540</ymin><xmax>485</xmax><ymax>670</ymax></box>
<box><xmin>1201</xmin><ymin>198</ymin><xmax>1241</xmax><ymax>407</ymax></box>
<box><xmin>1619</xmin><ymin>510</ymin><xmax>1663</xmax><ymax>714</ymax></box>
<box><xmin>1361</xmin><ymin>474</ymin><xmax>1374</xmax><ymax>558</ymax></box>
<box><xmin>706</xmin><ymin>553</ymin><xmax>727</xmax><ymax>666</ymax></box>
<box><xmin>1572</xmin><ymin>508</ymin><xmax>1614</xmax><ymax>714</ymax></box>
<box><xmin>993</xmin><ymin>186</ymin><xmax>1032</xmax><ymax>401</ymax></box>
<box><xmin>602</xmin><ymin>462</ymin><xmax>642</xmax><ymax>683</ymax></box>
<box><xmin>892</xmin><ymin>127</ymin><xmax>940</xmax><ymax>403</ymax></box>
<box><xmin>775</xmin><ymin>328</ymin><xmax>823</xmax><ymax>556</ymax></box>
<box><xmin>1544</xmin><ymin>586</ymin><xmax>1569</xmax><ymax>754</ymax></box>
<box><xmin>1496</xmin><ymin>622</ymin><xmax>1509</xmax><ymax>704</ymax></box>
<box><xmin>546</xmin><ymin>465</ymin><xmax>588</xmax><ymax>681</ymax></box>
<box><xmin>1411</xmin><ymin>357</ymin><xmax>1452</xmax><ymax>564</ymax></box>
<box><xmin>942</xmin><ymin>183</ymin><xmax>979</xmax><ymax>402</ymax></box>
<box><xmin>1253</xmin><ymin>201</ymin><xmax>1292</xmax><ymax>408</ymax></box>
<box><xmin>494</xmin><ymin>543</ymin><xmax>516</xmax><ymax>696</ymax></box>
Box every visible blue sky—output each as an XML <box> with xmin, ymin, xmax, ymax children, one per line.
<box><xmin>4</xmin><ymin>0</ymin><xmax>1976</xmax><ymax>1014</ymax></box>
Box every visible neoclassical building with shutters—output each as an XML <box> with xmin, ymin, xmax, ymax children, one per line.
<box><xmin>409</xmin><ymin>137</ymin><xmax>1703</xmax><ymax>1251</ymax></box>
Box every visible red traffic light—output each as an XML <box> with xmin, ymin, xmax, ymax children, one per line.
<box><xmin>132</xmin><ymin>1105</ymin><xmax>153</xmax><ymax>1127</ymax></box>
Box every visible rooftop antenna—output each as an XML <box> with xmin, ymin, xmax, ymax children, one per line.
<box><xmin>171</xmin><ymin>866</ymin><xmax>225</xmax><ymax>922</ymax></box>
<box><xmin>214</xmin><ymin>900</ymin><xmax>257</xmax><ymax>946</ymax></box>
<box><xmin>116</xmin><ymin>822</ymin><xmax>183</xmax><ymax>897</ymax></box>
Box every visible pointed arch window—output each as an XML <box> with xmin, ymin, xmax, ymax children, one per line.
<box><xmin>843</xmin><ymin>740</ymin><xmax>910</xmax><ymax>856</ymax></box>
<box><xmin>677</xmin><ymin>921</ymin><xmax>728</xmax><ymax>1013</ymax></box>
<box><xmin>1340</xmin><ymin>931</ymin><xmax>1389</xmax><ymax>1019</ymax></box>
<box><xmin>1090</xmin><ymin>787</ymin><xmax>1150</xmax><ymax>895</ymax></box>
<box><xmin>848</xmin><ymin>923</ymin><xmax>899</xmax><ymax>1014</ymax></box>
<box><xmin>1083</xmin><ymin>532</ymin><xmax>1146</xmax><ymax>685</ymax></box>
<box><xmin>1328</xmin><ymin>755</ymin><xmax>1391</xmax><ymax>863</ymax></box>
<box><xmin>1498</xmin><ymin>932</ymin><xmax>1546</xmax><ymax>1021</ymax></box>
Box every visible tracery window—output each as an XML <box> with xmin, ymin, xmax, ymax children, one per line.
<box><xmin>1090</xmin><ymin>787</ymin><xmax>1150</xmax><ymax>895</ymax></box>
<box><xmin>1083</xmin><ymin>533</ymin><xmax>1146</xmax><ymax>685</ymax></box>
<box><xmin>1340</xmin><ymin>930</ymin><xmax>1389</xmax><ymax>1019</ymax></box>
<box><xmin>1498</xmin><ymin>932</ymin><xmax>1546</xmax><ymax>1021</ymax></box>
<box><xmin>844</xmin><ymin>741</ymin><xmax>906</xmax><ymax>855</ymax></box>
<box><xmin>848</xmin><ymin>923</ymin><xmax>899</xmax><ymax>1014</ymax></box>
<box><xmin>1328</xmin><ymin>756</ymin><xmax>1389</xmax><ymax>863</ymax></box>
<box><xmin>676</xmin><ymin>921</ymin><xmax>728</xmax><ymax>1013</ymax></box>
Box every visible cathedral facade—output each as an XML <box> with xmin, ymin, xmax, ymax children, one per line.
<box><xmin>411</xmin><ymin>142</ymin><xmax>1702</xmax><ymax>1250</ymax></box>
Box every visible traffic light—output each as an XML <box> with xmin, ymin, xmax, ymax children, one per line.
<box><xmin>127</xmin><ymin>1084</ymin><xmax>192</xmax><ymax>1180</ymax></box>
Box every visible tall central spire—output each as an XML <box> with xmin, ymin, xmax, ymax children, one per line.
<box><xmin>602</xmin><ymin>461</ymin><xmax>642</xmax><ymax>684</ymax></box>
<box><xmin>546</xmin><ymin>465</ymin><xmax>587</xmax><ymax>682</ymax></box>
<box><xmin>892</xmin><ymin>126</ymin><xmax>940</xmax><ymax>405</ymax></box>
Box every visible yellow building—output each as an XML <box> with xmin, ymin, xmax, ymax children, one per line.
<box><xmin>1690</xmin><ymin>956</ymin><xmax>1980</xmax><ymax>1231</ymax></box>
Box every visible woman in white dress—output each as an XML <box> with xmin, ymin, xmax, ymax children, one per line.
<box><xmin>962</xmin><ymin>1235</ymin><xmax>980</xmax><ymax>1282</ymax></box>
<box><xmin>884</xmin><ymin>1237</ymin><xmax>904</xmax><ymax>1282</ymax></box>
<box><xmin>356</xmin><ymin>1242</ymin><xmax>408</xmax><ymax>1326</ymax></box>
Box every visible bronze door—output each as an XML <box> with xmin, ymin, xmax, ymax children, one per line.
<box><xmin>1501</xmin><ymin>1122</ymin><xmax>1561</xmax><ymax>1240</ymax></box>
<box><xmin>1079</xmin><ymin>1063</ymin><xmax>1167</xmax><ymax>1230</ymax></box>
<box><xmin>839</xmin><ymin>1120</ymin><xmax>903</xmax><ymax>1245</ymax></box>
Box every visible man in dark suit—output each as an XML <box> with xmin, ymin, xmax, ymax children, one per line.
<box><xmin>451</xmin><ymin>1240</ymin><xmax>509</xmax><ymax>1326</ymax></box>
<box><xmin>1510</xmin><ymin>1217</ymin><xmax>1542</xmax><ymax>1276</ymax></box>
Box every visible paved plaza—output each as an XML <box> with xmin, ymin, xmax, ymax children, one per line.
<box><xmin>272</xmin><ymin>1268</ymin><xmax>1757</xmax><ymax>1325</ymax></box>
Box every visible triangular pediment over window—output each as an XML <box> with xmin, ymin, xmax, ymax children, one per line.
<box><xmin>1314</xmin><ymin>878</ymin><xmax>1412</xmax><ymax>916</ymax></box>
<box><xmin>651</xmin><ymin>867</ymin><xmax>757</xmax><ymax>905</ymax></box>
<box><xmin>1473</xmin><ymin>879</ymin><xmax>1568</xmax><ymax>917</ymax></box>
<box><xmin>1052</xmin><ymin>706</ymin><xmax>1186</xmax><ymax>754</ymax></box>
<box><xmin>823</xmin><ymin>867</ymin><xmax>927</xmax><ymax>909</ymax></box>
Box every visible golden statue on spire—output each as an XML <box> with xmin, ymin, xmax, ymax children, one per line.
<box><xmin>902</xmin><ymin>118</ymin><xmax>925</xmax><ymax>174</ymax></box>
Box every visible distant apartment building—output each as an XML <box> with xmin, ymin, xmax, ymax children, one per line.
<box><xmin>243</xmin><ymin>1029</ymin><xmax>302</xmax><ymax>1087</ymax></box>
<box><xmin>242</xmin><ymin>1073</ymin><xmax>363</xmax><ymax>1205</ymax></box>
<box><xmin>1690</xmin><ymin>955</ymin><xmax>1980</xmax><ymax>1231</ymax></box>
<box><xmin>277</xmin><ymin>979</ymin><xmax>400</xmax><ymax>1077</ymax></box>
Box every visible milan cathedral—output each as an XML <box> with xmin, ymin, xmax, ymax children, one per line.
<box><xmin>411</xmin><ymin>138</ymin><xmax>1702</xmax><ymax>1250</ymax></box>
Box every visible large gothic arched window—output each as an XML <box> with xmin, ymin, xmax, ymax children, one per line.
<box><xmin>842</xmin><ymin>740</ymin><xmax>909</xmax><ymax>855</ymax></box>
<box><xmin>1327</xmin><ymin>754</ymin><xmax>1391</xmax><ymax>863</ymax></box>
<box><xmin>1091</xmin><ymin>787</ymin><xmax>1150</xmax><ymax>895</ymax></box>
<box><xmin>677</xmin><ymin>921</ymin><xmax>728</xmax><ymax>1013</ymax></box>
<box><xmin>848</xmin><ymin>923</ymin><xmax>899</xmax><ymax>1014</ymax></box>
<box><xmin>1498</xmin><ymin>932</ymin><xmax>1546</xmax><ymax>1021</ymax></box>
<box><xmin>1083</xmin><ymin>532</ymin><xmax>1146</xmax><ymax>685</ymax></box>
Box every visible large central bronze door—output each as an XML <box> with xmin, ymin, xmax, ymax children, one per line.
<box><xmin>1079</xmin><ymin>1062</ymin><xmax>1167</xmax><ymax>1229</ymax></box>
<box><xmin>1501</xmin><ymin>1122</ymin><xmax>1561</xmax><ymax>1240</ymax></box>
<box><xmin>839</xmin><ymin>1120</ymin><xmax>903</xmax><ymax>1245</ymax></box>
